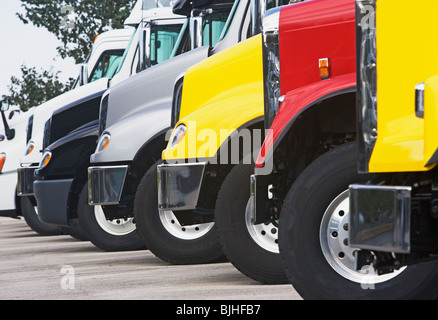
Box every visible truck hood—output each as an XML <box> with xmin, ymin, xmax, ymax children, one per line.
<box><xmin>179</xmin><ymin>34</ymin><xmax>263</xmax><ymax>120</ymax></box>
<box><xmin>105</xmin><ymin>46</ymin><xmax>210</xmax><ymax>130</ymax></box>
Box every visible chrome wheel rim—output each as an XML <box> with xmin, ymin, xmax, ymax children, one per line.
<box><xmin>159</xmin><ymin>210</ymin><xmax>214</xmax><ymax>240</ymax></box>
<box><xmin>94</xmin><ymin>205</ymin><xmax>136</xmax><ymax>236</ymax></box>
<box><xmin>245</xmin><ymin>196</ymin><xmax>279</xmax><ymax>254</ymax></box>
<box><xmin>319</xmin><ymin>190</ymin><xmax>405</xmax><ymax>285</ymax></box>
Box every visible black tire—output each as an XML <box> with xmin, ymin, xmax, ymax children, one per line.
<box><xmin>77</xmin><ymin>183</ymin><xmax>145</xmax><ymax>251</ymax></box>
<box><xmin>20</xmin><ymin>196</ymin><xmax>64</xmax><ymax>236</ymax></box>
<box><xmin>215</xmin><ymin>164</ymin><xmax>288</xmax><ymax>284</ymax></box>
<box><xmin>279</xmin><ymin>142</ymin><xmax>438</xmax><ymax>299</ymax></box>
<box><xmin>134</xmin><ymin>161</ymin><xmax>225</xmax><ymax>265</ymax></box>
<box><xmin>62</xmin><ymin>219</ymin><xmax>89</xmax><ymax>241</ymax></box>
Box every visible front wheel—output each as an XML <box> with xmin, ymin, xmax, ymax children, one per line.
<box><xmin>134</xmin><ymin>161</ymin><xmax>225</xmax><ymax>265</ymax></box>
<box><xmin>279</xmin><ymin>142</ymin><xmax>438</xmax><ymax>299</ymax></box>
<box><xmin>77</xmin><ymin>183</ymin><xmax>145</xmax><ymax>251</ymax></box>
<box><xmin>215</xmin><ymin>164</ymin><xmax>288</xmax><ymax>284</ymax></box>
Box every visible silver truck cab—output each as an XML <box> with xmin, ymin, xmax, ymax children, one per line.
<box><xmin>87</xmin><ymin>0</ymin><xmax>277</xmax><ymax>264</ymax></box>
<box><xmin>88</xmin><ymin>0</ymin><xmax>249</xmax><ymax>207</ymax></box>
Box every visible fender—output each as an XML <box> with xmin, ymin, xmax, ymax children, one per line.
<box><xmin>256</xmin><ymin>73</ymin><xmax>356</xmax><ymax>168</ymax></box>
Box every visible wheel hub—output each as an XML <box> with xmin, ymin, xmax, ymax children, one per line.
<box><xmin>319</xmin><ymin>190</ymin><xmax>405</xmax><ymax>285</ymax></box>
<box><xmin>159</xmin><ymin>210</ymin><xmax>214</xmax><ymax>240</ymax></box>
<box><xmin>245</xmin><ymin>196</ymin><xmax>279</xmax><ymax>254</ymax></box>
<box><xmin>94</xmin><ymin>205</ymin><xmax>136</xmax><ymax>236</ymax></box>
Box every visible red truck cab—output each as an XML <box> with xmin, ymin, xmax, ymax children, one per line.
<box><xmin>257</xmin><ymin>0</ymin><xmax>356</xmax><ymax>172</ymax></box>
<box><xmin>253</xmin><ymin>0</ymin><xmax>357</xmax><ymax>231</ymax></box>
<box><xmin>252</xmin><ymin>0</ymin><xmax>374</xmax><ymax>298</ymax></box>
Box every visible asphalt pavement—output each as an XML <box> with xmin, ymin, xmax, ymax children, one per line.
<box><xmin>0</xmin><ymin>216</ymin><xmax>302</xmax><ymax>301</ymax></box>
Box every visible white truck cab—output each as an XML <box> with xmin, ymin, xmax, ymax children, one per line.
<box><xmin>0</xmin><ymin>100</ymin><xmax>32</xmax><ymax>218</ymax></box>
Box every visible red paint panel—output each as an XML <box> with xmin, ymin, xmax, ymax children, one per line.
<box><xmin>256</xmin><ymin>0</ymin><xmax>357</xmax><ymax>167</ymax></box>
<box><xmin>279</xmin><ymin>0</ymin><xmax>356</xmax><ymax>94</ymax></box>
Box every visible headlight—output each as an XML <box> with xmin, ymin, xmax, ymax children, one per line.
<box><xmin>168</xmin><ymin>124</ymin><xmax>187</xmax><ymax>149</ymax></box>
<box><xmin>39</xmin><ymin>151</ymin><xmax>52</xmax><ymax>169</ymax></box>
<box><xmin>25</xmin><ymin>141</ymin><xmax>35</xmax><ymax>156</ymax></box>
<box><xmin>96</xmin><ymin>133</ymin><xmax>111</xmax><ymax>153</ymax></box>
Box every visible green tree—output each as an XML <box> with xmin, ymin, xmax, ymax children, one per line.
<box><xmin>3</xmin><ymin>64</ymin><xmax>75</xmax><ymax>112</ymax></box>
<box><xmin>5</xmin><ymin>0</ymin><xmax>137</xmax><ymax>111</ymax></box>
<box><xmin>17</xmin><ymin>0</ymin><xmax>137</xmax><ymax>64</ymax></box>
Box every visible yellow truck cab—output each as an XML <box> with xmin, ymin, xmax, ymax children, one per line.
<box><xmin>348</xmin><ymin>0</ymin><xmax>438</xmax><ymax>299</ymax></box>
<box><xmin>132</xmin><ymin>0</ymin><xmax>290</xmax><ymax>284</ymax></box>
<box><xmin>280</xmin><ymin>0</ymin><xmax>438</xmax><ymax>299</ymax></box>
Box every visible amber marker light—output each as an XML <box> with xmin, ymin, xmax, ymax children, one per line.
<box><xmin>39</xmin><ymin>151</ymin><xmax>52</xmax><ymax>168</ymax></box>
<box><xmin>25</xmin><ymin>141</ymin><xmax>35</xmax><ymax>155</ymax></box>
<box><xmin>319</xmin><ymin>58</ymin><xmax>330</xmax><ymax>80</ymax></box>
<box><xmin>0</xmin><ymin>153</ymin><xmax>5</xmax><ymax>173</ymax></box>
<box><xmin>96</xmin><ymin>133</ymin><xmax>111</xmax><ymax>152</ymax></box>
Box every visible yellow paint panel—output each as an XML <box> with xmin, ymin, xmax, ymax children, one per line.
<box><xmin>163</xmin><ymin>35</ymin><xmax>264</xmax><ymax>161</ymax></box>
<box><xmin>370</xmin><ymin>0</ymin><xmax>438</xmax><ymax>172</ymax></box>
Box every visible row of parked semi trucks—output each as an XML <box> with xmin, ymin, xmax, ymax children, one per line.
<box><xmin>2</xmin><ymin>0</ymin><xmax>438</xmax><ymax>299</ymax></box>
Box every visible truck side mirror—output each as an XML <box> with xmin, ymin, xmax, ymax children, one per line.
<box><xmin>1</xmin><ymin>99</ymin><xmax>10</xmax><ymax>112</ymax></box>
<box><xmin>139</xmin><ymin>25</ymin><xmax>152</xmax><ymax>71</ymax></box>
<box><xmin>189</xmin><ymin>14</ymin><xmax>203</xmax><ymax>50</ymax></box>
<box><xmin>79</xmin><ymin>63</ymin><xmax>89</xmax><ymax>86</ymax></box>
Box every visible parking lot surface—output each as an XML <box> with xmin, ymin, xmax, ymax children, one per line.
<box><xmin>0</xmin><ymin>216</ymin><xmax>301</xmax><ymax>301</ymax></box>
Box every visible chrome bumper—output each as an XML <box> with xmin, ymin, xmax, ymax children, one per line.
<box><xmin>17</xmin><ymin>166</ymin><xmax>38</xmax><ymax>196</ymax></box>
<box><xmin>157</xmin><ymin>162</ymin><xmax>206</xmax><ymax>211</ymax></box>
<box><xmin>349</xmin><ymin>184</ymin><xmax>412</xmax><ymax>254</ymax></box>
<box><xmin>87</xmin><ymin>165</ymin><xmax>128</xmax><ymax>205</ymax></box>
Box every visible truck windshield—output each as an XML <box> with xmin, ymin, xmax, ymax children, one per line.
<box><xmin>218</xmin><ymin>0</ymin><xmax>240</xmax><ymax>41</ymax></box>
<box><xmin>142</xmin><ymin>0</ymin><xmax>173</xmax><ymax>9</ymax></box>
<box><xmin>89</xmin><ymin>50</ymin><xmax>125</xmax><ymax>82</ymax></box>
<box><xmin>115</xmin><ymin>28</ymin><xmax>137</xmax><ymax>75</ymax></box>
<box><xmin>150</xmin><ymin>22</ymin><xmax>185</xmax><ymax>65</ymax></box>
<box><xmin>202</xmin><ymin>10</ymin><xmax>230</xmax><ymax>47</ymax></box>
<box><xmin>170</xmin><ymin>19</ymin><xmax>189</xmax><ymax>58</ymax></box>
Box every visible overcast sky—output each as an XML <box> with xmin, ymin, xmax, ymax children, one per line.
<box><xmin>0</xmin><ymin>0</ymin><xmax>78</xmax><ymax>97</ymax></box>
